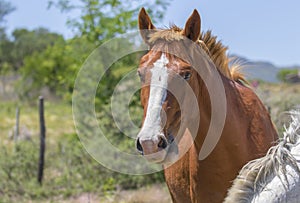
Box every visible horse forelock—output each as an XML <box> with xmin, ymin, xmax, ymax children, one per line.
<box><xmin>147</xmin><ymin>26</ymin><xmax>247</xmax><ymax>84</ymax></box>
<box><xmin>224</xmin><ymin>110</ymin><xmax>300</xmax><ymax>203</ymax></box>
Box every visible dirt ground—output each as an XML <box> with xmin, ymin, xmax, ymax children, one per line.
<box><xmin>58</xmin><ymin>184</ymin><xmax>171</xmax><ymax>203</ymax></box>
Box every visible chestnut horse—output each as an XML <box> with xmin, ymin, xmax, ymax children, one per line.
<box><xmin>136</xmin><ymin>8</ymin><xmax>278</xmax><ymax>203</ymax></box>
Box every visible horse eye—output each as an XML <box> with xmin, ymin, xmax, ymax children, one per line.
<box><xmin>183</xmin><ymin>72</ymin><xmax>191</xmax><ymax>80</ymax></box>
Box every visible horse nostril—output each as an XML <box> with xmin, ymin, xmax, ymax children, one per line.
<box><xmin>158</xmin><ymin>136</ymin><xmax>168</xmax><ymax>149</ymax></box>
<box><xmin>136</xmin><ymin>138</ymin><xmax>144</xmax><ymax>154</ymax></box>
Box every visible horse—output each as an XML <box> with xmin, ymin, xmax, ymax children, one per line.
<box><xmin>135</xmin><ymin>8</ymin><xmax>278</xmax><ymax>202</ymax></box>
<box><xmin>224</xmin><ymin>111</ymin><xmax>300</xmax><ymax>203</ymax></box>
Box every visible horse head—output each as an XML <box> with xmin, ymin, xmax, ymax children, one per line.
<box><xmin>135</xmin><ymin>8</ymin><xmax>202</xmax><ymax>164</ymax></box>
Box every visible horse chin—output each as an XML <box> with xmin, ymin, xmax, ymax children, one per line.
<box><xmin>144</xmin><ymin>142</ymin><xmax>179</xmax><ymax>166</ymax></box>
<box><xmin>144</xmin><ymin>149</ymin><xmax>168</xmax><ymax>163</ymax></box>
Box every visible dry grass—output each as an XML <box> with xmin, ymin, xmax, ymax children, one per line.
<box><xmin>254</xmin><ymin>83</ymin><xmax>300</xmax><ymax>133</ymax></box>
<box><xmin>27</xmin><ymin>184</ymin><xmax>171</xmax><ymax>203</ymax></box>
<box><xmin>0</xmin><ymin>101</ymin><xmax>75</xmax><ymax>145</ymax></box>
<box><xmin>112</xmin><ymin>184</ymin><xmax>171</xmax><ymax>203</ymax></box>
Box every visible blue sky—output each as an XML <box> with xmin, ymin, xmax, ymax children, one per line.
<box><xmin>6</xmin><ymin>0</ymin><xmax>300</xmax><ymax>67</ymax></box>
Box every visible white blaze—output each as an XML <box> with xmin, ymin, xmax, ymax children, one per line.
<box><xmin>139</xmin><ymin>53</ymin><xmax>169</xmax><ymax>140</ymax></box>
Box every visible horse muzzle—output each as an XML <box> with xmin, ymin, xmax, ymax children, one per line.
<box><xmin>136</xmin><ymin>133</ymin><xmax>176</xmax><ymax>163</ymax></box>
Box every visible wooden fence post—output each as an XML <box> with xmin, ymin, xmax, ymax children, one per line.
<box><xmin>38</xmin><ymin>96</ymin><xmax>46</xmax><ymax>185</ymax></box>
<box><xmin>14</xmin><ymin>106</ymin><xmax>20</xmax><ymax>142</ymax></box>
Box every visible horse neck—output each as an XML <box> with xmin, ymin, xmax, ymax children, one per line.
<box><xmin>190</xmin><ymin>69</ymin><xmax>277</xmax><ymax>170</ymax></box>
<box><xmin>191</xmin><ymin>69</ymin><xmax>223</xmax><ymax>150</ymax></box>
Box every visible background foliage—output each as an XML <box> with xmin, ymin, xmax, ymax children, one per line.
<box><xmin>277</xmin><ymin>68</ymin><xmax>299</xmax><ymax>82</ymax></box>
<box><xmin>0</xmin><ymin>0</ymin><xmax>169</xmax><ymax>202</ymax></box>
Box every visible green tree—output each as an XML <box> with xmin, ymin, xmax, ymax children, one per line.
<box><xmin>19</xmin><ymin>0</ymin><xmax>172</xmax><ymax>99</ymax></box>
<box><xmin>19</xmin><ymin>36</ymin><xmax>95</xmax><ymax>99</ymax></box>
<box><xmin>11</xmin><ymin>28</ymin><xmax>64</xmax><ymax>71</ymax></box>
<box><xmin>0</xmin><ymin>0</ymin><xmax>15</xmax><ymax>75</ymax></box>
<box><xmin>277</xmin><ymin>68</ymin><xmax>298</xmax><ymax>82</ymax></box>
<box><xmin>0</xmin><ymin>0</ymin><xmax>15</xmax><ymax>25</ymax></box>
<box><xmin>0</xmin><ymin>30</ymin><xmax>13</xmax><ymax>74</ymax></box>
<box><xmin>48</xmin><ymin>0</ymin><xmax>170</xmax><ymax>44</ymax></box>
<box><xmin>0</xmin><ymin>27</ymin><xmax>64</xmax><ymax>76</ymax></box>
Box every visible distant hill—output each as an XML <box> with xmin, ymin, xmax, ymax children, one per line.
<box><xmin>230</xmin><ymin>55</ymin><xmax>280</xmax><ymax>83</ymax></box>
<box><xmin>243</xmin><ymin>61</ymin><xmax>280</xmax><ymax>83</ymax></box>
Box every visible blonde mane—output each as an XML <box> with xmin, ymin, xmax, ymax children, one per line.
<box><xmin>148</xmin><ymin>26</ymin><xmax>246</xmax><ymax>83</ymax></box>
<box><xmin>224</xmin><ymin>111</ymin><xmax>300</xmax><ymax>203</ymax></box>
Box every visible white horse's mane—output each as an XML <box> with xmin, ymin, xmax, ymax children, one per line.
<box><xmin>224</xmin><ymin>110</ymin><xmax>300</xmax><ymax>203</ymax></box>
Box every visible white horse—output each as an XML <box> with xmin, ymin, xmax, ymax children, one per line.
<box><xmin>224</xmin><ymin>110</ymin><xmax>300</xmax><ymax>203</ymax></box>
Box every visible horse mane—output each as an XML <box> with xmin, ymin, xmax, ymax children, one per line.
<box><xmin>148</xmin><ymin>26</ymin><xmax>247</xmax><ymax>83</ymax></box>
<box><xmin>224</xmin><ymin>110</ymin><xmax>300</xmax><ymax>203</ymax></box>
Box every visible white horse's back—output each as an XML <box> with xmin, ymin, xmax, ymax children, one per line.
<box><xmin>253</xmin><ymin>147</ymin><xmax>300</xmax><ymax>202</ymax></box>
<box><xmin>224</xmin><ymin>111</ymin><xmax>300</xmax><ymax>203</ymax></box>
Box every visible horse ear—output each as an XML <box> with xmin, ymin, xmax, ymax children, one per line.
<box><xmin>182</xmin><ymin>9</ymin><xmax>201</xmax><ymax>42</ymax></box>
<box><xmin>138</xmin><ymin>8</ymin><xmax>156</xmax><ymax>43</ymax></box>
